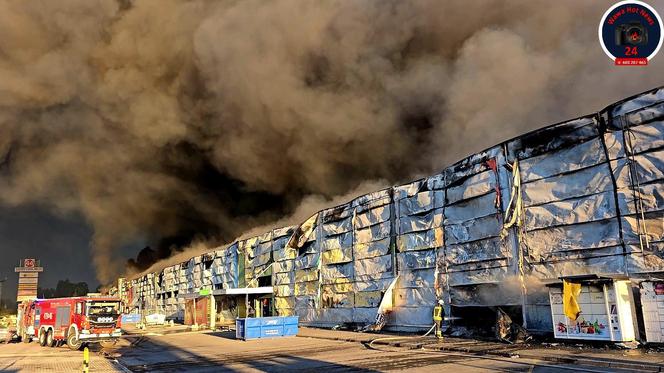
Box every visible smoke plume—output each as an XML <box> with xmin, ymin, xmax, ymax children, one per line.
<box><xmin>0</xmin><ymin>0</ymin><xmax>662</xmax><ymax>283</ymax></box>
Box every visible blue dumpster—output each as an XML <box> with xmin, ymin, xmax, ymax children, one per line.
<box><xmin>121</xmin><ymin>313</ymin><xmax>141</xmax><ymax>324</ymax></box>
<box><xmin>236</xmin><ymin>316</ymin><xmax>299</xmax><ymax>340</ymax></box>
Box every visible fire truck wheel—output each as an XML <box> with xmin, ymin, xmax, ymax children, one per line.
<box><xmin>67</xmin><ymin>329</ymin><xmax>82</xmax><ymax>351</ymax></box>
<box><xmin>46</xmin><ymin>330</ymin><xmax>55</xmax><ymax>347</ymax></box>
<box><xmin>38</xmin><ymin>329</ymin><xmax>47</xmax><ymax>347</ymax></box>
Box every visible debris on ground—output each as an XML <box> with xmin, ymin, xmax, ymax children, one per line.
<box><xmin>495</xmin><ymin>308</ymin><xmax>531</xmax><ymax>344</ymax></box>
<box><xmin>615</xmin><ymin>341</ymin><xmax>640</xmax><ymax>350</ymax></box>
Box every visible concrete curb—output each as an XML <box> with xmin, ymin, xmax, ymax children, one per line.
<box><xmin>297</xmin><ymin>333</ymin><xmax>664</xmax><ymax>373</ymax></box>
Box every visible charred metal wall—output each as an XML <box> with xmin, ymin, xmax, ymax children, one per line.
<box><xmin>119</xmin><ymin>87</ymin><xmax>664</xmax><ymax>332</ymax></box>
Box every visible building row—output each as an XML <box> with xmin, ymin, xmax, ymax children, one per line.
<box><xmin>111</xmin><ymin>86</ymin><xmax>664</xmax><ymax>342</ymax></box>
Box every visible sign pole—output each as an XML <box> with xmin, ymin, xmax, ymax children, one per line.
<box><xmin>15</xmin><ymin>258</ymin><xmax>43</xmax><ymax>303</ymax></box>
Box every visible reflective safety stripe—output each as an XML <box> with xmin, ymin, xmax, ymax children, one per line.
<box><xmin>433</xmin><ymin>305</ymin><xmax>442</xmax><ymax>321</ymax></box>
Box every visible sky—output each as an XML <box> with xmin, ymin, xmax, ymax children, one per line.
<box><xmin>0</xmin><ymin>0</ymin><xmax>663</xmax><ymax>304</ymax></box>
<box><xmin>0</xmin><ymin>206</ymin><xmax>95</xmax><ymax>303</ymax></box>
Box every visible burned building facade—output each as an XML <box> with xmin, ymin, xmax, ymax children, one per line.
<box><xmin>114</xmin><ymin>86</ymin><xmax>664</xmax><ymax>337</ymax></box>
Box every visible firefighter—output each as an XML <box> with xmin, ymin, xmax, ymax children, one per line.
<box><xmin>433</xmin><ymin>299</ymin><xmax>444</xmax><ymax>339</ymax></box>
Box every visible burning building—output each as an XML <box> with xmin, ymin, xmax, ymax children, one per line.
<box><xmin>114</xmin><ymin>86</ymin><xmax>664</xmax><ymax>341</ymax></box>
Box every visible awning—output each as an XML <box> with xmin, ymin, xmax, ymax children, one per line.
<box><xmin>542</xmin><ymin>274</ymin><xmax>629</xmax><ymax>287</ymax></box>
<box><xmin>177</xmin><ymin>287</ymin><xmax>274</xmax><ymax>299</ymax></box>
<box><xmin>212</xmin><ymin>286</ymin><xmax>274</xmax><ymax>296</ymax></box>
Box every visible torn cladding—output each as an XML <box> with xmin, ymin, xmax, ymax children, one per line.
<box><xmin>113</xmin><ymin>86</ymin><xmax>664</xmax><ymax>333</ymax></box>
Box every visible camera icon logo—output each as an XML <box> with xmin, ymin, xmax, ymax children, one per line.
<box><xmin>615</xmin><ymin>22</ymin><xmax>648</xmax><ymax>46</ymax></box>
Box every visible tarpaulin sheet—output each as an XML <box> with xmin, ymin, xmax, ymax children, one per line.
<box><xmin>446</xmin><ymin>171</ymin><xmax>495</xmax><ymax>205</ymax></box>
<box><xmin>524</xmin><ymin>191</ymin><xmax>617</xmax><ymax>230</ymax></box>
<box><xmin>354</xmin><ymin>254</ymin><xmax>392</xmax><ymax>277</ymax></box>
<box><xmin>397</xmin><ymin>249</ymin><xmax>436</xmax><ymax>270</ymax></box>
<box><xmin>448</xmin><ymin>265</ymin><xmax>512</xmax><ymax>287</ymax></box>
<box><xmin>626</xmin><ymin>101</ymin><xmax>664</xmax><ymax>126</ymax></box>
<box><xmin>445</xmin><ymin>237</ymin><xmax>511</xmax><ymax>265</ymax></box>
<box><xmin>398</xmin><ymin>191</ymin><xmax>438</xmax><ymax>215</ymax></box>
<box><xmin>397</xmin><ymin>228</ymin><xmax>443</xmax><ymax>252</ymax></box>
<box><xmin>355</xmin><ymin>291</ymin><xmax>383</xmax><ymax>308</ymax></box>
<box><xmin>519</xmin><ymin>138</ymin><xmax>606</xmax><ymax>183</ymax></box>
<box><xmin>622</xmin><ymin>213</ymin><xmax>664</xmax><ymax>244</ymax></box>
<box><xmin>617</xmin><ymin>182</ymin><xmax>664</xmax><ymax>215</ymax></box>
<box><xmin>355</xmin><ymin>222</ymin><xmax>390</xmax><ymax>244</ymax></box>
<box><xmin>393</xmin><ymin>180</ymin><xmax>426</xmax><ymax>200</ymax></box>
<box><xmin>295</xmin><ymin>268</ymin><xmax>319</xmax><ymax>283</ymax></box>
<box><xmin>521</xmin><ymin>164</ymin><xmax>614</xmax><ymax>207</ymax></box>
<box><xmin>273</xmin><ymin>246</ymin><xmax>296</xmax><ymax>262</ymax></box>
<box><xmin>355</xmin><ymin>194</ymin><xmax>391</xmax><ymax>211</ymax></box>
<box><xmin>274</xmin><ymin>272</ymin><xmax>294</xmax><ymax>285</ymax></box>
<box><xmin>604</xmin><ymin>132</ymin><xmax>625</xmax><ymax>160</ymax></box>
<box><xmin>444</xmin><ymin>214</ymin><xmax>502</xmax><ymax>245</ymax></box>
<box><xmin>355</xmin><ymin>205</ymin><xmax>390</xmax><ymax>229</ymax></box>
<box><xmin>295</xmin><ymin>280</ymin><xmax>318</xmax><ymax>296</ymax></box>
<box><xmin>275</xmin><ymin>296</ymin><xmax>295</xmax><ymax>310</ymax></box>
<box><xmin>530</xmin><ymin>255</ymin><xmax>625</xmax><ymax>279</ymax></box>
<box><xmin>525</xmin><ymin>219</ymin><xmax>621</xmax><ymax>255</ymax></box>
<box><xmin>506</xmin><ymin>116</ymin><xmax>598</xmax><ymax>161</ymax></box>
<box><xmin>321</xmin><ymin>247</ymin><xmax>353</xmax><ymax>265</ymax></box>
<box><xmin>322</xmin><ymin>281</ymin><xmax>353</xmax><ymax>293</ymax></box>
<box><xmin>354</xmin><ymin>237</ymin><xmax>390</xmax><ymax>259</ymax></box>
<box><xmin>610</xmin><ymin>87</ymin><xmax>664</xmax><ymax>119</ymax></box>
<box><xmin>613</xmin><ymin>150</ymin><xmax>664</xmax><ymax>185</ymax></box>
<box><xmin>448</xmin><ymin>258</ymin><xmax>510</xmax><ymax>273</ymax></box>
<box><xmin>394</xmin><ymin>287</ymin><xmax>436</xmax><ymax>306</ymax></box>
<box><xmin>322</xmin><ymin>217</ymin><xmax>353</xmax><ymax>236</ymax></box>
<box><xmin>295</xmin><ymin>296</ymin><xmax>316</xmax><ymax>309</ymax></box>
<box><xmin>275</xmin><ymin>285</ymin><xmax>294</xmax><ymax>297</ymax></box>
<box><xmin>316</xmin><ymin>308</ymin><xmax>353</xmax><ymax>322</ymax></box>
<box><xmin>353</xmin><ymin>276</ymin><xmax>394</xmax><ymax>292</ymax></box>
<box><xmin>627</xmin><ymin>242</ymin><xmax>664</xmax><ymax>272</ymax></box>
<box><xmin>274</xmin><ymin>226</ymin><xmax>296</xmax><ymax>238</ymax></box>
<box><xmin>273</xmin><ymin>260</ymin><xmax>294</xmax><ymax>273</ymax></box>
<box><xmin>627</xmin><ymin>120</ymin><xmax>664</xmax><ymax>154</ymax></box>
<box><xmin>399</xmin><ymin>268</ymin><xmax>435</xmax><ymax>288</ymax></box>
<box><xmin>321</xmin><ymin>232</ymin><xmax>353</xmax><ymax>251</ymax></box>
<box><xmin>294</xmin><ymin>252</ymin><xmax>320</xmax><ymax>270</ymax></box>
<box><xmin>392</xmin><ymin>306</ymin><xmax>434</xmax><ymax>326</ymax></box>
<box><xmin>321</xmin><ymin>291</ymin><xmax>354</xmax><ymax>308</ymax></box>
<box><xmin>321</xmin><ymin>261</ymin><xmax>353</xmax><ymax>280</ymax></box>
<box><xmin>398</xmin><ymin>209</ymin><xmax>442</xmax><ymax>234</ymax></box>
<box><xmin>444</xmin><ymin>193</ymin><xmax>498</xmax><ymax>224</ymax></box>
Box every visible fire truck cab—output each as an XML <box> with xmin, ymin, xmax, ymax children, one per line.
<box><xmin>19</xmin><ymin>296</ymin><xmax>122</xmax><ymax>350</ymax></box>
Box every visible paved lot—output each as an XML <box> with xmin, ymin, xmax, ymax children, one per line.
<box><xmin>0</xmin><ymin>341</ymin><xmax>123</xmax><ymax>372</ymax></box>
<box><xmin>0</xmin><ymin>329</ymin><xmax>658</xmax><ymax>372</ymax></box>
<box><xmin>115</xmin><ymin>331</ymin><xmax>645</xmax><ymax>372</ymax></box>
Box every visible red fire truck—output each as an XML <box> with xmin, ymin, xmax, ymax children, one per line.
<box><xmin>17</xmin><ymin>296</ymin><xmax>122</xmax><ymax>350</ymax></box>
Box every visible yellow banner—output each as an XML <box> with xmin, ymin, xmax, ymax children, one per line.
<box><xmin>563</xmin><ymin>280</ymin><xmax>582</xmax><ymax>321</ymax></box>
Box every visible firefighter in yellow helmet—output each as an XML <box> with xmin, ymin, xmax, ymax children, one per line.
<box><xmin>433</xmin><ymin>299</ymin><xmax>444</xmax><ymax>339</ymax></box>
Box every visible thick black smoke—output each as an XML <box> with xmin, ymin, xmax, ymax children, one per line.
<box><xmin>0</xmin><ymin>0</ymin><xmax>662</xmax><ymax>282</ymax></box>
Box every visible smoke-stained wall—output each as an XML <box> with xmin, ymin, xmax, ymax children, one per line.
<box><xmin>122</xmin><ymin>87</ymin><xmax>664</xmax><ymax>331</ymax></box>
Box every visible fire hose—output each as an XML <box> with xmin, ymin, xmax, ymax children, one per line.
<box><xmin>366</xmin><ymin>323</ymin><xmax>436</xmax><ymax>349</ymax></box>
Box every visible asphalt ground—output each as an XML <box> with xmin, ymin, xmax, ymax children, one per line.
<box><xmin>0</xmin><ymin>327</ymin><xmax>662</xmax><ymax>372</ymax></box>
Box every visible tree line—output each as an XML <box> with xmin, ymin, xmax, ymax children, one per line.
<box><xmin>37</xmin><ymin>279</ymin><xmax>91</xmax><ymax>298</ymax></box>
